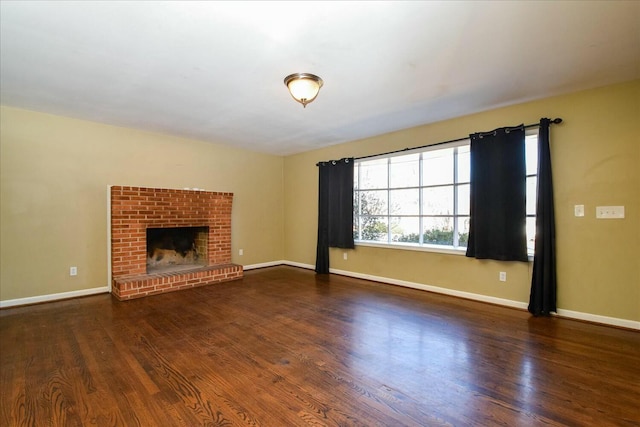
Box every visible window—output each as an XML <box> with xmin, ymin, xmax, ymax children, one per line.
<box><xmin>354</xmin><ymin>132</ymin><xmax>538</xmax><ymax>255</ymax></box>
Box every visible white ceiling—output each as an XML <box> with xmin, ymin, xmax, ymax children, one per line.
<box><xmin>1</xmin><ymin>1</ymin><xmax>639</xmax><ymax>156</ymax></box>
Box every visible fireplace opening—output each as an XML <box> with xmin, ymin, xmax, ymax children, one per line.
<box><xmin>146</xmin><ymin>226</ymin><xmax>208</xmax><ymax>274</ymax></box>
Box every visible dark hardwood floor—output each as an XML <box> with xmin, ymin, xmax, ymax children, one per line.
<box><xmin>1</xmin><ymin>266</ymin><xmax>639</xmax><ymax>426</ymax></box>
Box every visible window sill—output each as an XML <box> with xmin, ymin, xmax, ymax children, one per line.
<box><xmin>354</xmin><ymin>241</ymin><xmax>534</xmax><ymax>261</ymax></box>
<box><xmin>354</xmin><ymin>241</ymin><xmax>467</xmax><ymax>256</ymax></box>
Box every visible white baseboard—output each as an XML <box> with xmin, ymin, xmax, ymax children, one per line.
<box><xmin>242</xmin><ymin>260</ymin><xmax>288</xmax><ymax>270</ymax></box>
<box><xmin>279</xmin><ymin>260</ymin><xmax>314</xmax><ymax>270</ymax></box>
<box><xmin>327</xmin><ymin>266</ymin><xmax>529</xmax><ymax>310</ymax></box>
<box><xmin>3</xmin><ymin>262</ymin><xmax>638</xmax><ymax>331</ymax></box>
<box><xmin>0</xmin><ymin>286</ymin><xmax>109</xmax><ymax>309</ymax></box>
<box><xmin>555</xmin><ymin>308</ymin><xmax>640</xmax><ymax>330</ymax></box>
<box><xmin>279</xmin><ymin>261</ymin><xmax>639</xmax><ymax>330</ymax></box>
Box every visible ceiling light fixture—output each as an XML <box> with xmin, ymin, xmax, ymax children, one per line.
<box><xmin>284</xmin><ymin>73</ymin><xmax>323</xmax><ymax>108</ymax></box>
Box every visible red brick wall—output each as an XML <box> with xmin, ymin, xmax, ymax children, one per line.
<box><xmin>110</xmin><ymin>186</ymin><xmax>242</xmax><ymax>300</ymax></box>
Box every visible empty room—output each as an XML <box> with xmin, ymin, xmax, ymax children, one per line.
<box><xmin>1</xmin><ymin>1</ymin><xmax>638</xmax><ymax>426</ymax></box>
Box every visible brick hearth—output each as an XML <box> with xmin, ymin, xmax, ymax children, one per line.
<box><xmin>110</xmin><ymin>186</ymin><xmax>243</xmax><ymax>300</ymax></box>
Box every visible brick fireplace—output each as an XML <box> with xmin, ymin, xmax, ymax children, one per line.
<box><xmin>109</xmin><ymin>186</ymin><xmax>243</xmax><ymax>300</ymax></box>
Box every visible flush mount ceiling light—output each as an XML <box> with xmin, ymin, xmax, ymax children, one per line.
<box><xmin>284</xmin><ymin>73</ymin><xmax>323</xmax><ymax>108</ymax></box>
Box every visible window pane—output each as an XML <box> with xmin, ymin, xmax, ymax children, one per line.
<box><xmin>390</xmin><ymin>189</ymin><xmax>419</xmax><ymax>215</ymax></box>
<box><xmin>526</xmin><ymin>135</ymin><xmax>538</xmax><ymax>176</ymax></box>
<box><xmin>353</xmin><ymin>162</ymin><xmax>359</xmax><ymax>190</ymax></box>
<box><xmin>422</xmin><ymin>186</ymin><xmax>454</xmax><ymax>215</ymax></box>
<box><xmin>390</xmin><ymin>216</ymin><xmax>420</xmax><ymax>243</ymax></box>
<box><xmin>358</xmin><ymin>216</ymin><xmax>388</xmax><ymax>242</ymax></box>
<box><xmin>526</xmin><ymin>216</ymin><xmax>536</xmax><ymax>254</ymax></box>
<box><xmin>526</xmin><ymin>177</ymin><xmax>537</xmax><ymax>215</ymax></box>
<box><xmin>360</xmin><ymin>158</ymin><xmax>388</xmax><ymax>189</ymax></box>
<box><xmin>457</xmin><ymin>184</ymin><xmax>470</xmax><ymax>215</ymax></box>
<box><xmin>457</xmin><ymin>145</ymin><xmax>470</xmax><ymax>182</ymax></box>
<box><xmin>358</xmin><ymin>190</ymin><xmax>388</xmax><ymax>215</ymax></box>
<box><xmin>390</xmin><ymin>153</ymin><xmax>419</xmax><ymax>188</ymax></box>
<box><xmin>423</xmin><ymin>148</ymin><xmax>454</xmax><ymax>185</ymax></box>
<box><xmin>457</xmin><ymin>216</ymin><xmax>470</xmax><ymax>247</ymax></box>
<box><xmin>422</xmin><ymin>217</ymin><xmax>454</xmax><ymax>246</ymax></box>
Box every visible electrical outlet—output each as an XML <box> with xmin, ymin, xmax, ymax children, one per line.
<box><xmin>238</xmin><ymin>249</ymin><xmax>243</xmax><ymax>256</ymax></box>
<box><xmin>70</xmin><ymin>266</ymin><xmax>78</xmax><ymax>276</ymax></box>
<box><xmin>499</xmin><ymin>272</ymin><xmax>506</xmax><ymax>282</ymax></box>
<box><xmin>343</xmin><ymin>252</ymin><xmax>348</xmax><ymax>260</ymax></box>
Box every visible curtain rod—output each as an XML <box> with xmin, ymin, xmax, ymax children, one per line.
<box><xmin>316</xmin><ymin>118</ymin><xmax>562</xmax><ymax>165</ymax></box>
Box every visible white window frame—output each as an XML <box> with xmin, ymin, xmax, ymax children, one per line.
<box><xmin>354</xmin><ymin>130</ymin><xmax>538</xmax><ymax>257</ymax></box>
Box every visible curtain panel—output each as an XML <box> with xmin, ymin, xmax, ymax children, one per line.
<box><xmin>528</xmin><ymin>118</ymin><xmax>557</xmax><ymax>316</ymax></box>
<box><xmin>466</xmin><ymin>126</ymin><xmax>529</xmax><ymax>262</ymax></box>
<box><xmin>315</xmin><ymin>158</ymin><xmax>355</xmax><ymax>274</ymax></box>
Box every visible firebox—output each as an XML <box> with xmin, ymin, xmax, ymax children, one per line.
<box><xmin>146</xmin><ymin>226</ymin><xmax>208</xmax><ymax>273</ymax></box>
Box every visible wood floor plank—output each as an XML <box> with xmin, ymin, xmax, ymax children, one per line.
<box><xmin>1</xmin><ymin>266</ymin><xmax>639</xmax><ymax>426</ymax></box>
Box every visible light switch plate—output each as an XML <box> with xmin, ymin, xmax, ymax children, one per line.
<box><xmin>596</xmin><ymin>206</ymin><xmax>625</xmax><ymax>219</ymax></box>
<box><xmin>574</xmin><ymin>204</ymin><xmax>584</xmax><ymax>217</ymax></box>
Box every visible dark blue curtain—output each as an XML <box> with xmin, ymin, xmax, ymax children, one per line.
<box><xmin>466</xmin><ymin>125</ymin><xmax>528</xmax><ymax>262</ymax></box>
<box><xmin>528</xmin><ymin>119</ymin><xmax>557</xmax><ymax>315</ymax></box>
<box><xmin>315</xmin><ymin>158</ymin><xmax>355</xmax><ymax>274</ymax></box>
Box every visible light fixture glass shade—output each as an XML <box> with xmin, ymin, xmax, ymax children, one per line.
<box><xmin>284</xmin><ymin>73</ymin><xmax>323</xmax><ymax>108</ymax></box>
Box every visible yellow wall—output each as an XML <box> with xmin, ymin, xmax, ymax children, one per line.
<box><xmin>0</xmin><ymin>107</ymin><xmax>284</xmax><ymax>301</ymax></box>
<box><xmin>2</xmin><ymin>81</ymin><xmax>638</xmax><ymax>323</ymax></box>
<box><xmin>284</xmin><ymin>80</ymin><xmax>640</xmax><ymax>322</ymax></box>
